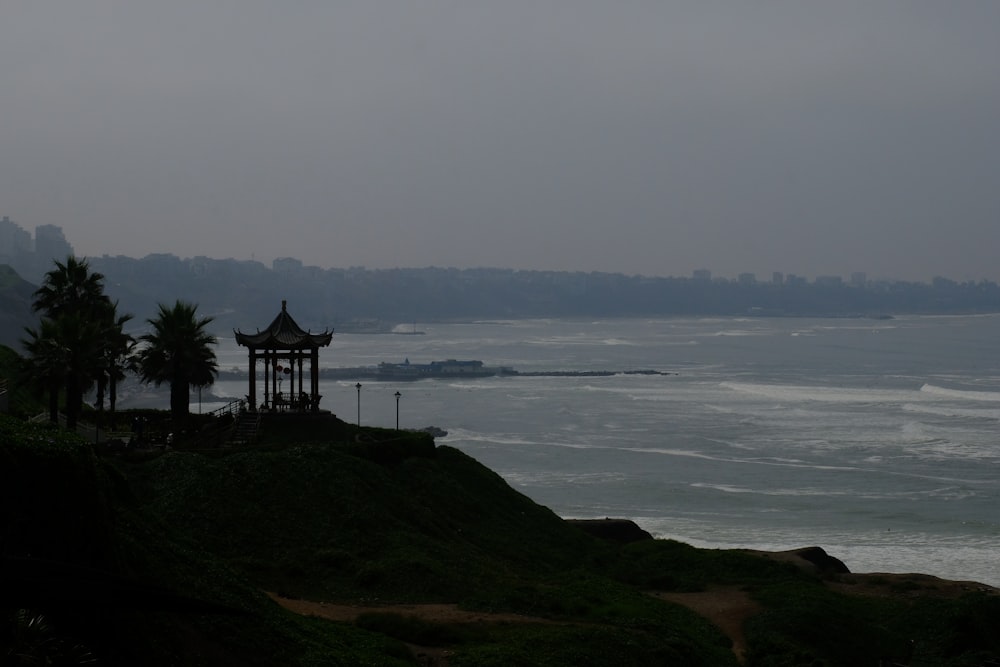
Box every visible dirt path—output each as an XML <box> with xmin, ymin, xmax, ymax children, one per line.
<box><xmin>268</xmin><ymin>590</ymin><xmax>757</xmax><ymax>664</ymax></box>
<box><xmin>267</xmin><ymin>592</ymin><xmax>564</xmax><ymax>626</ymax></box>
<box><xmin>267</xmin><ymin>593</ymin><xmax>570</xmax><ymax>666</ymax></box>
<box><xmin>651</xmin><ymin>587</ymin><xmax>759</xmax><ymax>664</ymax></box>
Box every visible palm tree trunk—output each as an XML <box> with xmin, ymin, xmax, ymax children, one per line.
<box><xmin>170</xmin><ymin>382</ymin><xmax>189</xmax><ymax>427</ymax></box>
<box><xmin>109</xmin><ymin>377</ymin><xmax>119</xmax><ymax>430</ymax></box>
<box><xmin>48</xmin><ymin>382</ymin><xmax>59</xmax><ymax>424</ymax></box>
<box><xmin>66</xmin><ymin>374</ymin><xmax>81</xmax><ymax>430</ymax></box>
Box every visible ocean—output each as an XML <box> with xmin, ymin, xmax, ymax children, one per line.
<box><xmin>197</xmin><ymin>314</ymin><xmax>1000</xmax><ymax>586</ymax></box>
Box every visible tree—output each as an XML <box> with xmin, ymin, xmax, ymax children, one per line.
<box><xmin>136</xmin><ymin>301</ymin><xmax>218</xmax><ymax>426</ymax></box>
<box><xmin>20</xmin><ymin>320</ymin><xmax>71</xmax><ymax>424</ymax></box>
<box><xmin>27</xmin><ymin>257</ymin><xmax>114</xmax><ymax>429</ymax></box>
<box><xmin>94</xmin><ymin>301</ymin><xmax>135</xmax><ymax>430</ymax></box>
<box><xmin>32</xmin><ymin>256</ymin><xmax>110</xmax><ymax>320</ymax></box>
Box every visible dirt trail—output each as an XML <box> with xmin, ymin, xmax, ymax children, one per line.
<box><xmin>651</xmin><ymin>587</ymin><xmax>759</xmax><ymax>664</ymax></box>
<box><xmin>268</xmin><ymin>590</ymin><xmax>757</xmax><ymax>664</ymax></box>
<box><xmin>267</xmin><ymin>592</ymin><xmax>564</xmax><ymax>625</ymax></box>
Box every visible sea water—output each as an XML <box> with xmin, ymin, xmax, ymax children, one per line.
<box><xmin>200</xmin><ymin>315</ymin><xmax>1000</xmax><ymax>586</ymax></box>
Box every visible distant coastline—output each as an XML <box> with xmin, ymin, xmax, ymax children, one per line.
<box><xmin>215</xmin><ymin>361</ymin><xmax>674</xmax><ymax>382</ymax></box>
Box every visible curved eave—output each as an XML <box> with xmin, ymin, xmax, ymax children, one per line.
<box><xmin>234</xmin><ymin>330</ymin><xmax>333</xmax><ymax>350</ymax></box>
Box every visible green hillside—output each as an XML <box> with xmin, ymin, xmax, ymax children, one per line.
<box><xmin>0</xmin><ymin>264</ymin><xmax>35</xmax><ymax>350</ymax></box>
<box><xmin>3</xmin><ymin>413</ymin><xmax>1000</xmax><ymax>666</ymax></box>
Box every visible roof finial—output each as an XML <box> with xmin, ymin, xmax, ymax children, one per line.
<box><xmin>282</xmin><ymin>299</ymin><xmax>287</xmax><ymax>311</ymax></box>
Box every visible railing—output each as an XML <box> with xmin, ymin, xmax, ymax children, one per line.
<box><xmin>209</xmin><ymin>398</ymin><xmax>247</xmax><ymax>419</ymax></box>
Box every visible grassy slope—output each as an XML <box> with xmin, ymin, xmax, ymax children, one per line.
<box><xmin>4</xmin><ymin>412</ymin><xmax>1000</xmax><ymax>665</ymax></box>
<box><xmin>0</xmin><ymin>265</ymin><xmax>35</xmax><ymax>350</ymax></box>
<box><xmin>0</xmin><ymin>415</ymin><xmax>413</xmax><ymax>666</ymax></box>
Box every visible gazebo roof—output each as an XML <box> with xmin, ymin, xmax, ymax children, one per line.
<box><xmin>234</xmin><ymin>300</ymin><xmax>333</xmax><ymax>350</ymax></box>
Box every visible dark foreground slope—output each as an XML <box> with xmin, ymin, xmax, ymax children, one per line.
<box><xmin>4</xmin><ymin>413</ymin><xmax>1000</xmax><ymax>666</ymax></box>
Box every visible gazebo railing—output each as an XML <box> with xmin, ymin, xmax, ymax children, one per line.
<box><xmin>263</xmin><ymin>391</ymin><xmax>321</xmax><ymax>413</ymax></box>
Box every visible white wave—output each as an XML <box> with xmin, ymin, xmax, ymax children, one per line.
<box><xmin>621</xmin><ymin>447</ymin><xmax>861</xmax><ymax>472</ymax></box>
<box><xmin>902</xmin><ymin>403</ymin><xmax>1000</xmax><ymax>420</ymax></box>
<box><xmin>899</xmin><ymin>420</ymin><xmax>948</xmax><ymax>442</ymax></box>
<box><xmin>720</xmin><ymin>381</ymin><xmax>918</xmax><ymax>404</ymax></box>
<box><xmin>707</xmin><ymin>329</ymin><xmax>773</xmax><ymax>337</ymax></box>
<box><xmin>442</xmin><ymin>428</ymin><xmax>541</xmax><ymax>447</ymax></box>
<box><xmin>446</xmin><ymin>382</ymin><xmax>499</xmax><ymax>390</ymax></box>
<box><xmin>600</xmin><ymin>338</ymin><xmax>639</xmax><ymax>346</ymax></box>
<box><xmin>920</xmin><ymin>383</ymin><xmax>1000</xmax><ymax>402</ymax></box>
<box><xmin>690</xmin><ymin>482</ymin><xmax>977</xmax><ymax>501</ymax></box>
<box><xmin>904</xmin><ymin>440</ymin><xmax>1000</xmax><ymax>463</ymax></box>
<box><xmin>507</xmin><ymin>471</ymin><xmax>629</xmax><ymax>486</ymax></box>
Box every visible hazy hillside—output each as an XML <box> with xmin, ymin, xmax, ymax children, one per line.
<box><xmin>0</xmin><ymin>265</ymin><xmax>35</xmax><ymax>349</ymax></box>
<box><xmin>79</xmin><ymin>255</ymin><xmax>1000</xmax><ymax>334</ymax></box>
<box><xmin>5</xmin><ymin>257</ymin><xmax>1000</xmax><ymax>343</ymax></box>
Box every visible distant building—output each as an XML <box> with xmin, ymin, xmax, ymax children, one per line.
<box><xmin>738</xmin><ymin>272</ymin><xmax>756</xmax><ymax>285</ymax></box>
<box><xmin>785</xmin><ymin>274</ymin><xmax>808</xmax><ymax>286</ymax></box>
<box><xmin>692</xmin><ymin>269</ymin><xmax>712</xmax><ymax>281</ymax></box>
<box><xmin>814</xmin><ymin>275</ymin><xmax>844</xmax><ymax>287</ymax></box>
<box><xmin>850</xmin><ymin>272</ymin><xmax>867</xmax><ymax>287</ymax></box>
<box><xmin>0</xmin><ymin>218</ymin><xmax>75</xmax><ymax>282</ymax></box>
<box><xmin>273</xmin><ymin>257</ymin><xmax>304</xmax><ymax>273</ymax></box>
<box><xmin>0</xmin><ymin>216</ymin><xmax>33</xmax><ymax>258</ymax></box>
<box><xmin>34</xmin><ymin>224</ymin><xmax>73</xmax><ymax>262</ymax></box>
<box><xmin>772</xmin><ymin>271</ymin><xmax>784</xmax><ymax>285</ymax></box>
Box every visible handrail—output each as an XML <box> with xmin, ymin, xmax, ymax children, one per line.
<box><xmin>209</xmin><ymin>398</ymin><xmax>246</xmax><ymax>419</ymax></box>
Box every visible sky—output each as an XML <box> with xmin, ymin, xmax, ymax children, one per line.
<box><xmin>2</xmin><ymin>2</ymin><xmax>999</xmax><ymax>282</ymax></box>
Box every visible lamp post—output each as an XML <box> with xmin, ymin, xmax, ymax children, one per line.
<box><xmin>394</xmin><ymin>391</ymin><xmax>401</xmax><ymax>430</ymax></box>
<box><xmin>355</xmin><ymin>382</ymin><xmax>362</xmax><ymax>426</ymax></box>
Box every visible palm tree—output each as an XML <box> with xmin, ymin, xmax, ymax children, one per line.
<box><xmin>20</xmin><ymin>320</ymin><xmax>71</xmax><ymax>424</ymax></box>
<box><xmin>136</xmin><ymin>301</ymin><xmax>218</xmax><ymax>425</ymax></box>
<box><xmin>93</xmin><ymin>301</ymin><xmax>135</xmax><ymax>430</ymax></box>
<box><xmin>32</xmin><ymin>256</ymin><xmax>111</xmax><ymax>319</ymax></box>
<box><xmin>27</xmin><ymin>256</ymin><xmax>115</xmax><ymax>429</ymax></box>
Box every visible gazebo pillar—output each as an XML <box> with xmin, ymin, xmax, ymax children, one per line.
<box><xmin>248</xmin><ymin>348</ymin><xmax>258</xmax><ymax>410</ymax></box>
<box><xmin>310</xmin><ymin>347</ymin><xmax>320</xmax><ymax>411</ymax></box>
<box><xmin>296</xmin><ymin>354</ymin><xmax>304</xmax><ymax>407</ymax></box>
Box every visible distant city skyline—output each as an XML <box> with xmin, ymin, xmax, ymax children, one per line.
<box><xmin>3</xmin><ymin>3</ymin><xmax>999</xmax><ymax>282</ymax></box>
<box><xmin>1</xmin><ymin>213</ymin><xmax>993</xmax><ymax>286</ymax></box>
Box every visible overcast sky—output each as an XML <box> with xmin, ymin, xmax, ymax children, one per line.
<box><xmin>2</xmin><ymin>2</ymin><xmax>998</xmax><ymax>282</ymax></box>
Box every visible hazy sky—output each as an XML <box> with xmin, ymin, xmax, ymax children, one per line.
<box><xmin>3</xmin><ymin>2</ymin><xmax>999</xmax><ymax>281</ymax></box>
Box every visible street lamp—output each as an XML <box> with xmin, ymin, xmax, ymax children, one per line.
<box><xmin>394</xmin><ymin>391</ymin><xmax>401</xmax><ymax>430</ymax></box>
<box><xmin>355</xmin><ymin>383</ymin><xmax>362</xmax><ymax>426</ymax></box>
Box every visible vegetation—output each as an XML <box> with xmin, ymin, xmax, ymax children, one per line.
<box><xmin>22</xmin><ymin>256</ymin><xmax>127</xmax><ymax>429</ymax></box>
<box><xmin>0</xmin><ymin>344</ymin><xmax>45</xmax><ymax>418</ymax></box>
<box><xmin>3</xmin><ymin>412</ymin><xmax>998</xmax><ymax>665</ymax></box>
<box><xmin>7</xmin><ymin>258</ymin><xmax>219</xmax><ymax>434</ymax></box>
<box><xmin>94</xmin><ymin>301</ymin><xmax>136</xmax><ymax>431</ymax></box>
<box><xmin>134</xmin><ymin>300</ymin><xmax>218</xmax><ymax>426</ymax></box>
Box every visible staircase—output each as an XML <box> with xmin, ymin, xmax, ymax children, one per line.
<box><xmin>229</xmin><ymin>410</ymin><xmax>261</xmax><ymax>446</ymax></box>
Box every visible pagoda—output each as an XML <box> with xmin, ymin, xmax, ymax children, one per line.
<box><xmin>234</xmin><ymin>301</ymin><xmax>333</xmax><ymax>412</ymax></box>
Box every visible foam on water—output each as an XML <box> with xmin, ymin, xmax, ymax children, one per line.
<box><xmin>920</xmin><ymin>383</ymin><xmax>1000</xmax><ymax>401</ymax></box>
<box><xmin>720</xmin><ymin>381</ymin><xmax>921</xmax><ymax>404</ymax></box>
<box><xmin>902</xmin><ymin>403</ymin><xmax>1000</xmax><ymax>420</ymax></box>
